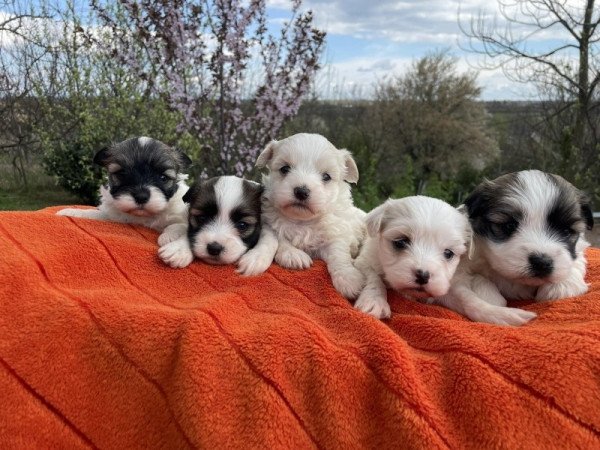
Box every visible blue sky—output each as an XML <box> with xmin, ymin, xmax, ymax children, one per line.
<box><xmin>267</xmin><ymin>0</ymin><xmax>584</xmax><ymax>100</ymax></box>
<box><xmin>1</xmin><ymin>0</ymin><xmax>586</xmax><ymax>101</ymax></box>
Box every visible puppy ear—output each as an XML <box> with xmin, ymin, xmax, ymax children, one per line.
<box><xmin>93</xmin><ymin>146</ymin><xmax>111</xmax><ymax>167</ymax></box>
<box><xmin>457</xmin><ymin>206</ymin><xmax>475</xmax><ymax>259</ymax></box>
<box><xmin>182</xmin><ymin>183</ymin><xmax>201</xmax><ymax>204</ymax></box>
<box><xmin>175</xmin><ymin>147</ymin><xmax>192</xmax><ymax>170</ymax></box>
<box><xmin>243</xmin><ymin>179</ymin><xmax>264</xmax><ymax>201</ymax></box>
<box><xmin>463</xmin><ymin>179</ymin><xmax>493</xmax><ymax>219</ymax></box>
<box><xmin>341</xmin><ymin>149</ymin><xmax>359</xmax><ymax>183</ymax></box>
<box><xmin>579</xmin><ymin>192</ymin><xmax>594</xmax><ymax>230</ymax></box>
<box><xmin>255</xmin><ymin>140</ymin><xmax>277</xmax><ymax>168</ymax></box>
<box><xmin>365</xmin><ymin>202</ymin><xmax>388</xmax><ymax>237</ymax></box>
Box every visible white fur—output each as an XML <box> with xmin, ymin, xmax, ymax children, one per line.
<box><xmin>256</xmin><ymin>133</ymin><xmax>366</xmax><ymax>299</ymax></box>
<box><xmin>57</xmin><ymin>179</ymin><xmax>189</xmax><ymax>232</ymax></box>
<box><xmin>354</xmin><ymin>196</ymin><xmax>469</xmax><ymax>319</ymax></box>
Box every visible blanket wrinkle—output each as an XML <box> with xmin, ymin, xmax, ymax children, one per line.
<box><xmin>0</xmin><ymin>206</ymin><xmax>599</xmax><ymax>449</ymax></box>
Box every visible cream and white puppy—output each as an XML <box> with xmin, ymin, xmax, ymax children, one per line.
<box><xmin>354</xmin><ymin>196</ymin><xmax>470</xmax><ymax>319</ymax></box>
<box><xmin>255</xmin><ymin>133</ymin><xmax>367</xmax><ymax>298</ymax></box>
<box><xmin>57</xmin><ymin>137</ymin><xmax>191</xmax><ymax>243</ymax></box>
<box><xmin>434</xmin><ymin>170</ymin><xmax>593</xmax><ymax>326</ymax></box>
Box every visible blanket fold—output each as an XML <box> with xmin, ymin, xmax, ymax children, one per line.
<box><xmin>0</xmin><ymin>207</ymin><xmax>599</xmax><ymax>449</ymax></box>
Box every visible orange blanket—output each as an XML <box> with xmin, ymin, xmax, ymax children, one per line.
<box><xmin>0</xmin><ymin>207</ymin><xmax>599</xmax><ymax>449</ymax></box>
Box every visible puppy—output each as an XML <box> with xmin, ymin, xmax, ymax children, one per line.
<box><xmin>436</xmin><ymin>170</ymin><xmax>593</xmax><ymax>326</ymax></box>
<box><xmin>255</xmin><ymin>133</ymin><xmax>367</xmax><ymax>299</ymax></box>
<box><xmin>158</xmin><ymin>175</ymin><xmax>276</xmax><ymax>276</ymax></box>
<box><xmin>354</xmin><ymin>196</ymin><xmax>470</xmax><ymax>319</ymax></box>
<box><xmin>57</xmin><ymin>137</ymin><xmax>191</xmax><ymax>243</ymax></box>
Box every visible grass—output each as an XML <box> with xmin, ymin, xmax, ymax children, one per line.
<box><xmin>0</xmin><ymin>156</ymin><xmax>81</xmax><ymax>211</ymax></box>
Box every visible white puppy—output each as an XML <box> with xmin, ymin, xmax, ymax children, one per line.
<box><xmin>435</xmin><ymin>170</ymin><xmax>593</xmax><ymax>326</ymax></box>
<box><xmin>255</xmin><ymin>133</ymin><xmax>366</xmax><ymax>298</ymax></box>
<box><xmin>57</xmin><ymin>137</ymin><xmax>191</xmax><ymax>243</ymax></box>
<box><xmin>354</xmin><ymin>196</ymin><xmax>470</xmax><ymax>319</ymax></box>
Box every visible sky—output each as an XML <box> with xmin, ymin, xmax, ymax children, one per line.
<box><xmin>0</xmin><ymin>0</ymin><xmax>588</xmax><ymax>101</ymax></box>
<box><xmin>266</xmin><ymin>0</ymin><xmax>582</xmax><ymax>100</ymax></box>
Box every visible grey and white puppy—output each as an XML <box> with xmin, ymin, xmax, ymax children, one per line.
<box><xmin>57</xmin><ymin>137</ymin><xmax>191</xmax><ymax>243</ymax></box>
<box><xmin>436</xmin><ymin>170</ymin><xmax>594</xmax><ymax>326</ymax></box>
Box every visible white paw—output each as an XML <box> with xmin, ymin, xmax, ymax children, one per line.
<box><xmin>158</xmin><ymin>238</ymin><xmax>194</xmax><ymax>268</ymax></box>
<box><xmin>535</xmin><ymin>280</ymin><xmax>588</xmax><ymax>302</ymax></box>
<box><xmin>475</xmin><ymin>306</ymin><xmax>537</xmax><ymax>326</ymax></box>
<box><xmin>275</xmin><ymin>246</ymin><xmax>312</xmax><ymax>270</ymax></box>
<box><xmin>237</xmin><ymin>248</ymin><xmax>274</xmax><ymax>276</ymax></box>
<box><xmin>355</xmin><ymin>291</ymin><xmax>391</xmax><ymax>319</ymax></box>
<box><xmin>331</xmin><ymin>266</ymin><xmax>365</xmax><ymax>299</ymax></box>
<box><xmin>157</xmin><ymin>223</ymin><xmax>188</xmax><ymax>247</ymax></box>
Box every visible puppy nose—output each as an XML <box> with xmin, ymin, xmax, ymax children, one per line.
<box><xmin>528</xmin><ymin>253</ymin><xmax>553</xmax><ymax>277</ymax></box>
<box><xmin>132</xmin><ymin>189</ymin><xmax>150</xmax><ymax>204</ymax></box>
<box><xmin>206</xmin><ymin>242</ymin><xmax>224</xmax><ymax>257</ymax></box>
<box><xmin>414</xmin><ymin>269</ymin><xmax>430</xmax><ymax>285</ymax></box>
<box><xmin>293</xmin><ymin>186</ymin><xmax>310</xmax><ymax>201</ymax></box>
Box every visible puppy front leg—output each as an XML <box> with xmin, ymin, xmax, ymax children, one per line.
<box><xmin>237</xmin><ymin>225</ymin><xmax>279</xmax><ymax>276</ymax></box>
<box><xmin>56</xmin><ymin>208</ymin><xmax>107</xmax><ymax>220</ymax></box>
<box><xmin>324</xmin><ymin>240</ymin><xmax>366</xmax><ymax>299</ymax></box>
<box><xmin>275</xmin><ymin>239</ymin><xmax>312</xmax><ymax>270</ymax></box>
<box><xmin>439</xmin><ymin>278</ymin><xmax>537</xmax><ymax>326</ymax></box>
<box><xmin>158</xmin><ymin>222</ymin><xmax>188</xmax><ymax>246</ymax></box>
<box><xmin>158</xmin><ymin>236</ymin><xmax>194</xmax><ymax>268</ymax></box>
<box><xmin>354</xmin><ymin>270</ymin><xmax>390</xmax><ymax>319</ymax></box>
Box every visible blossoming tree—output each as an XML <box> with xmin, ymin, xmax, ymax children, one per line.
<box><xmin>91</xmin><ymin>0</ymin><xmax>325</xmax><ymax>176</ymax></box>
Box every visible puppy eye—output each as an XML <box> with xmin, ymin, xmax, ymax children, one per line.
<box><xmin>322</xmin><ymin>173</ymin><xmax>331</xmax><ymax>182</ymax></box>
<box><xmin>443</xmin><ymin>249</ymin><xmax>455</xmax><ymax>260</ymax></box>
<box><xmin>392</xmin><ymin>238</ymin><xmax>410</xmax><ymax>250</ymax></box>
<box><xmin>491</xmin><ymin>220</ymin><xmax>518</xmax><ymax>237</ymax></box>
<box><xmin>235</xmin><ymin>221</ymin><xmax>249</xmax><ymax>232</ymax></box>
<box><xmin>160</xmin><ymin>174</ymin><xmax>169</xmax><ymax>182</ymax></box>
<box><xmin>280</xmin><ymin>165</ymin><xmax>291</xmax><ymax>175</ymax></box>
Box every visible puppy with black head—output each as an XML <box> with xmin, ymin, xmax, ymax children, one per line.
<box><xmin>436</xmin><ymin>170</ymin><xmax>593</xmax><ymax>326</ymax></box>
<box><xmin>57</xmin><ymin>137</ymin><xmax>192</xmax><ymax>242</ymax></box>
<box><xmin>158</xmin><ymin>176</ymin><xmax>276</xmax><ymax>276</ymax></box>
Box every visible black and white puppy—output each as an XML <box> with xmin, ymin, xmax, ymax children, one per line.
<box><xmin>57</xmin><ymin>137</ymin><xmax>191</xmax><ymax>240</ymax></box>
<box><xmin>436</xmin><ymin>170</ymin><xmax>593</xmax><ymax>326</ymax></box>
<box><xmin>158</xmin><ymin>176</ymin><xmax>276</xmax><ymax>276</ymax></box>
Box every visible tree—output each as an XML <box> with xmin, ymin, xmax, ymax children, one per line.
<box><xmin>0</xmin><ymin>0</ymin><xmax>51</xmax><ymax>186</ymax></box>
<box><xmin>460</xmin><ymin>0</ymin><xmax>600</xmax><ymax>197</ymax></box>
<box><xmin>365</xmin><ymin>51</ymin><xmax>499</xmax><ymax>201</ymax></box>
<box><xmin>91</xmin><ymin>0</ymin><xmax>325</xmax><ymax>177</ymax></box>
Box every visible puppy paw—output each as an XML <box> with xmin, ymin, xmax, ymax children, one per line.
<box><xmin>275</xmin><ymin>246</ymin><xmax>312</xmax><ymax>270</ymax></box>
<box><xmin>56</xmin><ymin>208</ymin><xmax>88</xmax><ymax>218</ymax></box>
<box><xmin>158</xmin><ymin>238</ymin><xmax>194</xmax><ymax>268</ymax></box>
<box><xmin>158</xmin><ymin>223</ymin><xmax>188</xmax><ymax>247</ymax></box>
<box><xmin>355</xmin><ymin>292</ymin><xmax>391</xmax><ymax>319</ymax></box>
<box><xmin>535</xmin><ymin>280</ymin><xmax>588</xmax><ymax>302</ymax></box>
<box><xmin>331</xmin><ymin>266</ymin><xmax>365</xmax><ymax>299</ymax></box>
<box><xmin>477</xmin><ymin>306</ymin><xmax>537</xmax><ymax>326</ymax></box>
<box><xmin>237</xmin><ymin>248</ymin><xmax>273</xmax><ymax>276</ymax></box>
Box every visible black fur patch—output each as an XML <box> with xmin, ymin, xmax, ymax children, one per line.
<box><xmin>463</xmin><ymin>173</ymin><xmax>523</xmax><ymax>243</ymax></box>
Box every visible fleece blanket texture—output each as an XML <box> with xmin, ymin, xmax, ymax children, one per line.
<box><xmin>0</xmin><ymin>207</ymin><xmax>599</xmax><ymax>449</ymax></box>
